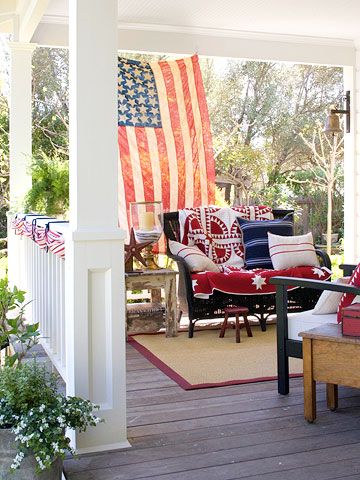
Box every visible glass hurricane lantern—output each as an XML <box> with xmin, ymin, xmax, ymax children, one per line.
<box><xmin>130</xmin><ymin>201</ymin><xmax>163</xmax><ymax>270</ymax></box>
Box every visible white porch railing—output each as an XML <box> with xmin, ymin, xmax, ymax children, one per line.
<box><xmin>8</xmin><ymin>215</ymin><xmax>67</xmax><ymax>381</ymax></box>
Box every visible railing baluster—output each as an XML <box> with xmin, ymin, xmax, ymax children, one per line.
<box><xmin>11</xmin><ymin>222</ymin><xmax>67</xmax><ymax>381</ymax></box>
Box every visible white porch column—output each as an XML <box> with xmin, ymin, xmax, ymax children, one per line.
<box><xmin>354</xmin><ymin>45</ymin><xmax>360</xmax><ymax>263</ymax></box>
<box><xmin>8</xmin><ymin>42</ymin><xmax>35</xmax><ymax>207</ymax></box>
<box><xmin>343</xmin><ymin>65</ymin><xmax>357</xmax><ymax>263</ymax></box>
<box><xmin>7</xmin><ymin>42</ymin><xmax>36</xmax><ymax>287</ymax></box>
<box><xmin>66</xmin><ymin>0</ymin><xmax>128</xmax><ymax>453</ymax></box>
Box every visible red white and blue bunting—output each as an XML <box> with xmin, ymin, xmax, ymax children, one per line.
<box><xmin>12</xmin><ymin>214</ymin><xmax>67</xmax><ymax>259</ymax></box>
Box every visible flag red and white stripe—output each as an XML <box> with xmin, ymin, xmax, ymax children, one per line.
<box><xmin>117</xmin><ymin>55</ymin><xmax>215</xmax><ymax>247</ymax></box>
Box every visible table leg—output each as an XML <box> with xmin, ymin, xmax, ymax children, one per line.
<box><xmin>303</xmin><ymin>338</ymin><xmax>316</xmax><ymax>422</ymax></box>
<box><xmin>219</xmin><ymin>312</ymin><xmax>228</xmax><ymax>338</ymax></box>
<box><xmin>326</xmin><ymin>383</ymin><xmax>338</xmax><ymax>411</ymax></box>
<box><xmin>235</xmin><ymin>315</ymin><xmax>240</xmax><ymax>343</ymax></box>
<box><xmin>164</xmin><ymin>276</ymin><xmax>177</xmax><ymax>337</ymax></box>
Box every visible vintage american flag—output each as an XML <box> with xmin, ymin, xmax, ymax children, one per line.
<box><xmin>117</xmin><ymin>54</ymin><xmax>215</xmax><ymax>234</ymax></box>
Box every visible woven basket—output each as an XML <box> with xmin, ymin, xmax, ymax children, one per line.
<box><xmin>127</xmin><ymin>302</ymin><xmax>165</xmax><ymax>333</ymax></box>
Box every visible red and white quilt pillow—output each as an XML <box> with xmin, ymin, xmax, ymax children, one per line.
<box><xmin>179</xmin><ymin>205</ymin><xmax>273</xmax><ymax>269</ymax></box>
<box><xmin>337</xmin><ymin>264</ymin><xmax>360</xmax><ymax>323</ymax></box>
<box><xmin>191</xmin><ymin>265</ymin><xmax>331</xmax><ymax>299</ymax></box>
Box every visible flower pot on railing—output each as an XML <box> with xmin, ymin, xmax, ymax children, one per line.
<box><xmin>0</xmin><ymin>428</ymin><xmax>62</xmax><ymax>479</ymax></box>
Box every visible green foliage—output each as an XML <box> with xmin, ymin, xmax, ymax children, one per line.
<box><xmin>214</xmin><ymin>186</ymin><xmax>230</xmax><ymax>207</ymax></box>
<box><xmin>330</xmin><ymin>252</ymin><xmax>345</xmax><ymax>280</ymax></box>
<box><xmin>0</xmin><ymin>361</ymin><xmax>102</xmax><ymax>472</ymax></box>
<box><xmin>0</xmin><ymin>93</ymin><xmax>9</xmax><ymax>237</ymax></box>
<box><xmin>0</xmin><ymin>362</ymin><xmax>57</xmax><ymax>419</ymax></box>
<box><xmin>0</xmin><ymin>278</ymin><xmax>39</xmax><ymax>367</ymax></box>
<box><xmin>24</xmin><ymin>151</ymin><xmax>69</xmax><ymax>217</ymax></box>
<box><xmin>32</xmin><ymin>48</ymin><xmax>69</xmax><ymax>161</ymax></box>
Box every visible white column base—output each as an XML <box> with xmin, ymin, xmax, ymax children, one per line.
<box><xmin>65</xmin><ymin>229</ymin><xmax>128</xmax><ymax>451</ymax></box>
<box><xmin>76</xmin><ymin>440</ymin><xmax>131</xmax><ymax>456</ymax></box>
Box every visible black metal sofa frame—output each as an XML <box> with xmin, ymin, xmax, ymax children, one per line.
<box><xmin>270</xmin><ymin>264</ymin><xmax>360</xmax><ymax>395</ymax></box>
<box><xmin>164</xmin><ymin>209</ymin><xmax>331</xmax><ymax>338</ymax></box>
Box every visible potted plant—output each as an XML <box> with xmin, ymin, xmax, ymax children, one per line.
<box><xmin>0</xmin><ymin>279</ymin><xmax>102</xmax><ymax>478</ymax></box>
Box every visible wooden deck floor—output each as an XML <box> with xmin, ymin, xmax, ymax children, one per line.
<box><xmin>64</xmin><ymin>343</ymin><xmax>360</xmax><ymax>480</ymax></box>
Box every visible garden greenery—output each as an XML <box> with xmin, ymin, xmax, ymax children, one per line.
<box><xmin>0</xmin><ymin>279</ymin><xmax>102</xmax><ymax>473</ymax></box>
<box><xmin>0</xmin><ymin>362</ymin><xmax>102</xmax><ymax>472</ymax></box>
<box><xmin>0</xmin><ymin>278</ymin><xmax>39</xmax><ymax>367</ymax></box>
<box><xmin>24</xmin><ymin>151</ymin><xmax>69</xmax><ymax>217</ymax></box>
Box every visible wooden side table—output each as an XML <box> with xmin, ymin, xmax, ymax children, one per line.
<box><xmin>300</xmin><ymin>323</ymin><xmax>360</xmax><ymax>422</ymax></box>
<box><xmin>125</xmin><ymin>269</ymin><xmax>178</xmax><ymax>337</ymax></box>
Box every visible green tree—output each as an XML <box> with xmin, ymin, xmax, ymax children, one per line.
<box><xmin>299</xmin><ymin>126</ymin><xmax>343</xmax><ymax>254</ymax></box>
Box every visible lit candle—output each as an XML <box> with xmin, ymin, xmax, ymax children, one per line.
<box><xmin>139</xmin><ymin>211</ymin><xmax>155</xmax><ymax>231</ymax></box>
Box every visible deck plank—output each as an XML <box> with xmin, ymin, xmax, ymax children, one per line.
<box><xmin>64</xmin><ymin>342</ymin><xmax>360</xmax><ymax>480</ymax></box>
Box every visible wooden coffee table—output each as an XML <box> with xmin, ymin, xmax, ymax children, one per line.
<box><xmin>300</xmin><ymin>323</ymin><xmax>360</xmax><ymax>422</ymax></box>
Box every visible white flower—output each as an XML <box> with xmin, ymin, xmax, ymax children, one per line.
<box><xmin>51</xmin><ymin>442</ymin><xmax>60</xmax><ymax>453</ymax></box>
<box><xmin>39</xmin><ymin>404</ymin><xmax>45</xmax><ymax>413</ymax></box>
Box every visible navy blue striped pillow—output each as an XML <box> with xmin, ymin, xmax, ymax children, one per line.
<box><xmin>237</xmin><ymin>215</ymin><xmax>293</xmax><ymax>269</ymax></box>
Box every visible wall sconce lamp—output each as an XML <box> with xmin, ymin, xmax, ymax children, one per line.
<box><xmin>324</xmin><ymin>90</ymin><xmax>350</xmax><ymax>135</ymax></box>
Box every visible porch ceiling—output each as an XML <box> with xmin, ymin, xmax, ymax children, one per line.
<box><xmin>1</xmin><ymin>1</ymin><xmax>359</xmax><ymax>63</ymax></box>
<box><xmin>41</xmin><ymin>0</ymin><xmax>360</xmax><ymax>41</ymax></box>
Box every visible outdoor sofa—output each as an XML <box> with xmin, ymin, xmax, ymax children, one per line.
<box><xmin>164</xmin><ymin>207</ymin><xmax>331</xmax><ymax>338</ymax></box>
<box><xmin>270</xmin><ymin>264</ymin><xmax>360</xmax><ymax>395</ymax></box>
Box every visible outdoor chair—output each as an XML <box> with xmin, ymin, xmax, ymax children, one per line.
<box><xmin>164</xmin><ymin>209</ymin><xmax>331</xmax><ymax>338</ymax></box>
<box><xmin>270</xmin><ymin>264</ymin><xmax>360</xmax><ymax>395</ymax></box>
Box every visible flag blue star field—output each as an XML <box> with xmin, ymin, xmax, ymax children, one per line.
<box><xmin>117</xmin><ymin>55</ymin><xmax>215</xmax><ymax>235</ymax></box>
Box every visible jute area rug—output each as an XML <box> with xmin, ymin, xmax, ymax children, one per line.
<box><xmin>128</xmin><ymin>325</ymin><xmax>303</xmax><ymax>390</ymax></box>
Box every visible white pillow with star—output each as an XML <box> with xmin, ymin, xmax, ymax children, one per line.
<box><xmin>313</xmin><ymin>277</ymin><xmax>350</xmax><ymax>315</ymax></box>
<box><xmin>169</xmin><ymin>240</ymin><xmax>220</xmax><ymax>273</ymax></box>
<box><xmin>268</xmin><ymin>231</ymin><xmax>319</xmax><ymax>270</ymax></box>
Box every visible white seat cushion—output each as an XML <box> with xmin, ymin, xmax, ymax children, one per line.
<box><xmin>287</xmin><ymin>309</ymin><xmax>337</xmax><ymax>340</ymax></box>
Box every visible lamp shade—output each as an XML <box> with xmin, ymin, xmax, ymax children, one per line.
<box><xmin>324</xmin><ymin>112</ymin><xmax>342</xmax><ymax>135</ymax></box>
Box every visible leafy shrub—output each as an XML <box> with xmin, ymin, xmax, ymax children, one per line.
<box><xmin>24</xmin><ymin>152</ymin><xmax>69</xmax><ymax>217</ymax></box>
<box><xmin>0</xmin><ymin>278</ymin><xmax>39</xmax><ymax>367</ymax></box>
<box><xmin>0</xmin><ymin>361</ymin><xmax>102</xmax><ymax>472</ymax></box>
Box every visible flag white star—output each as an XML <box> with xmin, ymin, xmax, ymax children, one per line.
<box><xmin>312</xmin><ymin>267</ymin><xmax>325</xmax><ymax>278</ymax></box>
<box><xmin>143</xmin><ymin>72</ymin><xmax>152</xmax><ymax>81</ymax></box>
<box><xmin>252</xmin><ymin>274</ymin><xmax>266</xmax><ymax>290</ymax></box>
<box><xmin>125</xmin><ymin>78</ymin><xmax>134</xmax><ymax>88</ymax></box>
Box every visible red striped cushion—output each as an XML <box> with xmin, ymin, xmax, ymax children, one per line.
<box><xmin>169</xmin><ymin>240</ymin><xmax>220</xmax><ymax>273</ymax></box>
<box><xmin>268</xmin><ymin>232</ymin><xmax>319</xmax><ymax>270</ymax></box>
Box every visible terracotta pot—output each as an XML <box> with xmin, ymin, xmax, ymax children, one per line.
<box><xmin>0</xmin><ymin>428</ymin><xmax>63</xmax><ymax>479</ymax></box>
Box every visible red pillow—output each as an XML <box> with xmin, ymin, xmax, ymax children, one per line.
<box><xmin>337</xmin><ymin>264</ymin><xmax>360</xmax><ymax>323</ymax></box>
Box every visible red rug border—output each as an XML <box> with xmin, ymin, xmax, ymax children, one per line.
<box><xmin>127</xmin><ymin>335</ymin><xmax>302</xmax><ymax>390</ymax></box>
